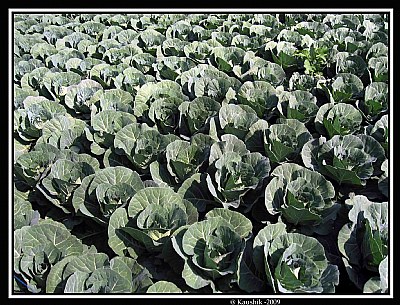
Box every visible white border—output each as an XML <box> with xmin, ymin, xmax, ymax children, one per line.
<box><xmin>9</xmin><ymin>6</ymin><xmax>13</xmax><ymax>300</ymax></box>
<box><xmin>9</xmin><ymin>8</ymin><xmax>394</xmax><ymax>12</ymax></box>
<box><xmin>9</xmin><ymin>8</ymin><xmax>394</xmax><ymax>299</ymax></box>
<box><xmin>389</xmin><ymin>7</ymin><xmax>393</xmax><ymax>301</ymax></box>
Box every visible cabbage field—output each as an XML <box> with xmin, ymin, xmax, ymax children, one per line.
<box><xmin>12</xmin><ymin>12</ymin><xmax>390</xmax><ymax>295</ymax></box>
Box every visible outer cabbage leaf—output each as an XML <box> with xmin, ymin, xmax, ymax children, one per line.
<box><xmin>210</xmin><ymin>46</ymin><xmax>246</xmax><ymax>72</ymax></box>
<box><xmin>114</xmin><ymin>67</ymin><xmax>147</xmax><ymax>96</ymax></box>
<box><xmin>368</xmin><ymin>114</ymin><xmax>388</xmax><ymax>154</ymax></box>
<box><xmin>114</xmin><ymin>122</ymin><xmax>179</xmax><ymax>173</ymax></box>
<box><xmin>237</xmin><ymin>81</ymin><xmax>278</xmax><ymax>118</ymax></box>
<box><xmin>264</xmin><ymin>119</ymin><xmax>312</xmax><ymax>164</ymax></box>
<box><xmin>134</xmin><ymin>80</ymin><xmax>186</xmax><ymax>118</ymax></box>
<box><xmin>14</xmin><ymin>144</ymin><xmax>68</xmax><ymax>187</ymax></box>
<box><xmin>85</xmin><ymin>110</ymin><xmax>136</xmax><ymax>155</ymax></box>
<box><xmin>72</xmin><ymin>166</ymin><xmax>144</xmax><ymax>225</ymax></box>
<box><xmin>301</xmin><ymin>134</ymin><xmax>385</xmax><ymax>185</ymax></box>
<box><xmin>315</xmin><ymin>103</ymin><xmax>363</xmax><ymax>138</ymax></box>
<box><xmin>378</xmin><ymin>159</ymin><xmax>388</xmax><ymax>198</ymax></box>
<box><xmin>171</xmin><ymin>208</ymin><xmax>252</xmax><ymax>292</ymax></box>
<box><xmin>146</xmin><ymin>281</ymin><xmax>182</xmax><ymax>293</ymax></box>
<box><xmin>358</xmin><ymin>82</ymin><xmax>388</xmax><ymax>121</ymax></box>
<box><xmin>206</xmin><ymin>134</ymin><xmax>270</xmax><ymax>209</ymax></box>
<box><xmin>36</xmin><ymin>155</ymin><xmax>100</xmax><ymax>213</ymax></box>
<box><xmin>178</xmin><ymin>96</ymin><xmax>221</xmax><ymax>137</ymax></box>
<box><xmin>265</xmin><ymin>163</ymin><xmax>338</xmax><ymax>235</ymax></box>
<box><xmin>277</xmin><ymin>90</ymin><xmax>318</xmax><ymax>123</ymax></box>
<box><xmin>266</xmin><ymin>41</ymin><xmax>299</xmax><ymax>69</ymax></box>
<box><xmin>14</xmin><ymin>98</ymin><xmax>67</xmax><ymax>142</ymax></box>
<box><xmin>264</xmin><ymin>233</ymin><xmax>339</xmax><ymax>293</ymax></box>
<box><xmin>216</xmin><ymin>104</ymin><xmax>260</xmax><ymax>140</ymax></box>
<box><xmin>46</xmin><ymin>254</ymin><xmax>152</xmax><ymax>293</ymax></box>
<box><xmin>153</xmin><ymin>56</ymin><xmax>197</xmax><ymax>81</ymax></box>
<box><xmin>338</xmin><ymin>195</ymin><xmax>388</xmax><ymax>291</ymax></box>
<box><xmin>36</xmin><ymin>114</ymin><xmax>88</xmax><ymax>152</ymax></box>
<box><xmin>14</xmin><ymin>189</ymin><xmax>41</xmax><ymax>230</ymax></box>
<box><xmin>14</xmin><ymin>219</ymin><xmax>87</xmax><ymax>293</ymax></box>
<box><xmin>368</xmin><ymin>56</ymin><xmax>388</xmax><ymax>82</ymax></box>
<box><xmin>319</xmin><ymin>73</ymin><xmax>364</xmax><ymax>103</ymax></box>
<box><xmin>108</xmin><ymin>187</ymin><xmax>197</xmax><ymax>255</ymax></box>
<box><xmin>150</xmin><ymin>134</ymin><xmax>214</xmax><ymax>187</ymax></box>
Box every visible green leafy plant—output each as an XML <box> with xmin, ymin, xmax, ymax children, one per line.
<box><xmin>12</xmin><ymin>12</ymin><xmax>390</xmax><ymax>295</ymax></box>
<box><xmin>296</xmin><ymin>44</ymin><xmax>329</xmax><ymax>75</ymax></box>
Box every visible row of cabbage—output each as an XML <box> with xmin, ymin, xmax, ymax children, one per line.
<box><xmin>13</xmin><ymin>13</ymin><xmax>389</xmax><ymax>294</ymax></box>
